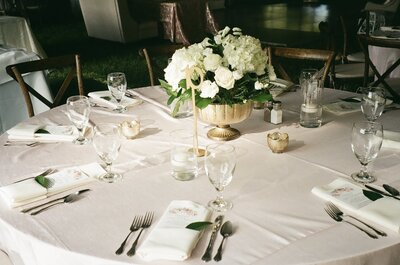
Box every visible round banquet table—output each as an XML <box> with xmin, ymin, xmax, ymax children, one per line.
<box><xmin>1</xmin><ymin>86</ymin><xmax>400</xmax><ymax>265</ymax></box>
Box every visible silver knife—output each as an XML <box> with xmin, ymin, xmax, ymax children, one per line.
<box><xmin>201</xmin><ymin>215</ymin><xmax>223</xmax><ymax>262</ymax></box>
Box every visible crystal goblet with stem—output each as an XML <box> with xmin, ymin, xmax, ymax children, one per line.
<box><xmin>93</xmin><ymin>123</ymin><xmax>122</xmax><ymax>183</ymax></box>
<box><xmin>360</xmin><ymin>86</ymin><xmax>386</xmax><ymax>122</ymax></box>
<box><xmin>66</xmin><ymin>95</ymin><xmax>91</xmax><ymax>145</ymax></box>
<box><xmin>107</xmin><ymin>72</ymin><xmax>127</xmax><ymax>113</ymax></box>
<box><xmin>205</xmin><ymin>143</ymin><xmax>236</xmax><ymax>212</ymax></box>
<box><xmin>351</xmin><ymin>121</ymin><xmax>383</xmax><ymax>183</ymax></box>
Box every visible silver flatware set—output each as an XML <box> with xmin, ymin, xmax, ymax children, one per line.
<box><xmin>115</xmin><ymin>211</ymin><xmax>154</xmax><ymax>256</ymax></box>
<box><xmin>202</xmin><ymin>215</ymin><xmax>234</xmax><ymax>262</ymax></box>
<box><xmin>324</xmin><ymin>201</ymin><xmax>386</xmax><ymax>239</ymax></box>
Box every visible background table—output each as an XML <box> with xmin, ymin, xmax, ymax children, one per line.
<box><xmin>369</xmin><ymin>45</ymin><xmax>400</xmax><ymax>78</ymax></box>
<box><xmin>1</xmin><ymin>86</ymin><xmax>400</xmax><ymax>265</ymax></box>
<box><xmin>159</xmin><ymin>0</ymin><xmax>219</xmax><ymax>45</ymax></box>
<box><xmin>0</xmin><ymin>16</ymin><xmax>46</xmax><ymax>58</ymax></box>
<box><xmin>0</xmin><ymin>47</ymin><xmax>51</xmax><ymax>134</ymax></box>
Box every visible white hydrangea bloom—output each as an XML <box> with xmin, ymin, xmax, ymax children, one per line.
<box><xmin>222</xmin><ymin>35</ymin><xmax>267</xmax><ymax>75</ymax></box>
<box><xmin>233</xmin><ymin>70</ymin><xmax>243</xmax><ymax>80</ymax></box>
<box><xmin>204</xmin><ymin>53</ymin><xmax>222</xmax><ymax>72</ymax></box>
<box><xmin>200</xmin><ymin>80</ymin><xmax>219</xmax><ymax>98</ymax></box>
<box><xmin>267</xmin><ymin>64</ymin><xmax>277</xmax><ymax>81</ymax></box>
<box><xmin>219</xmin><ymin>26</ymin><xmax>231</xmax><ymax>38</ymax></box>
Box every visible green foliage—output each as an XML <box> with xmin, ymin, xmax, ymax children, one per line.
<box><xmin>363</xmin><ymin>189</ymin><xmax>384</xmax><ymax>201</ymax></box>
<box><xmin>35</xmin><ymin>175</ymin><xmax>53</xmax><ymax>189</ymax></box>
<box><xmin>186</xmin><ymin>221</ymin><xmax>212</xmax><ymax>231</ymax></box>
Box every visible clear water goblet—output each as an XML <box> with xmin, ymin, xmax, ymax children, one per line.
<box><xmin>107</xmin><ymin>72</ymin><xmax>127</xmax><ymax>113</ymax></box>
<box><xmin>205</xmin><ymin>143</ymin><xmax>236</xmax><ymax>212</ymax></box>
<box><xmin>93</xmin><ymin>123</ymin><xmax>122</xmax><ymax>183</ymax></box>
<box><xmin>360</xmin><ymin>86</ymin><xmax>386</xmax><ymax>122</ymax></box>
<box><xmin>351</xmin><ymin>121</ymin><xmax>383</xmax><ymax>183</ymax></box>
<box><xmin>66</xmin><ymin>95</ymin><xmax>91</xmax><ymax>145</ymax></box>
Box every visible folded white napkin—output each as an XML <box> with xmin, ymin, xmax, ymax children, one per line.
<box><xmin>312</xmin><ymin>178</ymin><xmax>400</xmax><ymax>233</ymax></box>
<box><xmin>128</xmin><ymin>89</ymin><xmax>171</xmax><ymax>113</ymax></box>
<box><xmin>382</xmin><ymin>130</ymin><xmax>400</xmax><ymax>150</ymax></box>
<box><xmin>0</xmin><ymin>163</ymin><xmax>105</xmax><ymax>208</ymax></box>
<box><xmin>7</xmin><ymin>124</ymin><xmax>77</xmax><ymax>142</ymax></box>
<box><xmin>137</xmin><ymin>200</ymin><xmax>211</xmax><ymax>261</ymax></box>
<box><xmin>323</xmin><ymin>101</ymin><xmax>360</xmax><ymax>115</ymax></box>
<box><xmin>88</xmin><ymin>91</ymin><xmax>142</xmax><ymax>109</ymax></box>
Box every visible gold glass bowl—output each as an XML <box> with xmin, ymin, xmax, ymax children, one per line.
<box><xmin>197</xmin><ymin>102</ymin><xmax>253</xmax><ymax>141</ymax></box>
<box><xmin>267</xmin><ymin>132</ymin><xmax>289</xmax><ymax>153</ymax></box>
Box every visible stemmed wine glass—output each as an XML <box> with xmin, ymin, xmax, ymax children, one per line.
<box><xmin>360</xmin><ymin>87</ymin><xmax>386</xmax><ymax>122</ymax></box>
<box><xmin>92</xmin><ymin>123</ymin><xmax>122</xmax><ymax>183</ymax></box>
<box><xmin>66</xmin><ymin>95</ymin><xmax>91</xmax><ymax>145</ymax></box>
<box><xmin>351</xmin><ymin>121</ymin><xmax>383</xmax><ymax>183</ymax></box>
<box><xmin>205</xmin><ymin>143</ymin><xmax>236</xmax><ymax>212</ymax></box>
<box><xmin>107</xmin><ymin>72</ymin><xmax>127</xmax><ymax>113</ymax></box>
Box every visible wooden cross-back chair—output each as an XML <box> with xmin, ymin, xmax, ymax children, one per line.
<box><xmin>267</xmin><ymin>46</ymin><xmax>337</xmax><ymax>87</ymax></box>
<box><xmin>139</xmin><ymin>44</ymin><xmax>185</xmax><ymax>86</ymax></box>
<box><xmin>319</xmin><ymin>15</ymin><xmax>373</xmax><ymax>89</ymax></box>
<box><xmin>6</xmin><ymin>54</ymin><xmax>84</xmax><ymax>117</ymax></box>
<box><xmin>358</xmin><ymin>34</ymin><xmax>400</xmax><ymax>103</ymax></box>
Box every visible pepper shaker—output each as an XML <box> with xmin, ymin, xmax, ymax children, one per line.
<box><xmin>264</xmin><ymin>101</ymin><xmax>273</xmax><ymax>122</ymax></box>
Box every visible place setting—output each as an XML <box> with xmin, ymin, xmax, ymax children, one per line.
<box><xmin>0</xmin><ymin>162</ymin><xmax>105</xmax><ymax>211</ymax></box>
<box><xmin>114</xmin><ymin>200</ymin><xmax>235</xmax><ymax>262</ymax></box>
<box><xmin>88</xmin><ymin>72</ymin><xmax>142</xmax><ymax>113</ymax></box>
<box><xmin>312</xmin><ymin>102</ymin><xmax>400</xmax><ymax>238</ymax></box>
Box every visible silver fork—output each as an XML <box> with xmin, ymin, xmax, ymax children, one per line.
<box><xmin>326</xmin><ymin>202</ymin><xmax>387</xmax><ymax>237</ymax></box>
<box><xmin>4</xmin><ymin>141</ymin><xmax>40</xmax><ymax>147</ymax></box>
<box><xmin>13</xmin><ymin>168</ymin><xmax>56</xmax><ymax>184</ymax></box>
<box><xmin>126</xmin><ymin>212</ymin><xmax>154</xmax><ymax>256</ymax></box>
<box><xmin>324</xmin><ymin>205</ymin><xmax>378</xmax><ymax>239</ymax></box>
<box><xmin>115</xmin><ymin>215</ymin><xmax>143</xmax><ymax>255</ymax></box>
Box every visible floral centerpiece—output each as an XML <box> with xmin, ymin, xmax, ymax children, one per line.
<box><xmin>160</xmin><ymin>26</ymin><xmax>276</xmax><ymax>116</ymax></box>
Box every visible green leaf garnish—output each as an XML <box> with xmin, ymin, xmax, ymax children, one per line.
<box><xmin>35</xmin><ymin>129</ymin><xmax>50</xmax><ymax>134</ymax></box>
<box><xmin>186</xmin><ymin>221</ymin><xmax>212</xmax><ymax>231</ymax></box>
<box><xmin>363</xmin><ymin>189</ymin><xmax>384</xmax><ymax>201</ymax></box>
<box><xmin>35</xmin><ymin>175</ymin><xmax>54</xmax><ymax>189</ymax></box>
<box><xmin>101</xmin><ymin>96</ymin><xmax>112</xmax><ymax>101</ymax></box>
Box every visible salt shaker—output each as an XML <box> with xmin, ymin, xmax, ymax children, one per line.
<box><xmin>264</xmin><ymin>101</ymin><xmax>273</xmax><ymax>122</ymax></box>
<box><xmin>271</xmin><ymin>101</ymin><xmax>282</xmax><ymax>124</ymax></box>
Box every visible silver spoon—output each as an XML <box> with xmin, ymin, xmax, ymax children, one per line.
<box><xmin>213</xmin><ymin>221</ymin><xmax>233</xmax><ymax>262</ymax></box>
<box><xmin>383</xmin><ymin>184</ymin><xmax>400</xmax><ymax>197</ymax></box>
<box><xmin>30</xmin><ymin>190</ymin><xmax>89</xmax><ymax>215</ymax></box>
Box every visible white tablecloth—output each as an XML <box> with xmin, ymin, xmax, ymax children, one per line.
<box><xmin>1</xmin><ymin>86</ymin><xmax>400</xmax><ymax>265</ymax></box>
<box><xmin>369</xmin><ymin>45</ymin><xmax>400</xmax><ymax>78</ymax></box>
<box><xmin>0</xmin><ymin>47</ymin><xmax>52</xmax><ymax>134</ymax></box>
<box><xmin>0</xmin><ymin>16</ymin><xmax>46</xmax><ymax>58</ymax></box>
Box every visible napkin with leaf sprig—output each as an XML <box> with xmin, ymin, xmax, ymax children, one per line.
<box><xmin>0</xmin><ymin>163</ymin><xmax>105</xmax><ymax>208</ymax></box>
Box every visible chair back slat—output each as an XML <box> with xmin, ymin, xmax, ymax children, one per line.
<box><xmin>268</xmin><ymin>47</ymin><xmax>336</xmax><ymax>87</ymax></box>
<box><xmin>139</xmin><ymin>44</ymin><xmax>185</xmax><ymax>86</ymax></box>
<box><xmin>6</xmin><ymin>54</ymin><xmax>84</xmax><ymax>117</ymax></box>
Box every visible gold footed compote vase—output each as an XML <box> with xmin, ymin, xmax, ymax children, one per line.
<box><xmin>197</xmin><ymin>101</ymin><xmax>253</xmax><ymax>141</ymax></box>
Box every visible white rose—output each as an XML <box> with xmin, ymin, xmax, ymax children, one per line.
<box><xmin>254</xmin><ymin>81</ymin><xmax>264</xmax><ymax>90</ymax></box>
<box><xmin>214</xmin><ymin>66</ymin><xmax>235</xmax><ymax>90</ymax></box>
<box><xmin>200</xmin><ymin>80</ymin><xmax>219</xmax><ymax>98</ymax></box>
<box><xmin>204</xmin><ymin>54</ymin><xmax>222</xmax><ymax>72</ymax></box>
<box><xmin>164</xmin><ymin>62</ymin><xmax>184</xmax><ymax>91</ymax></box>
